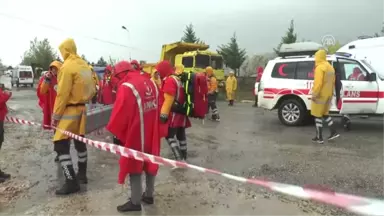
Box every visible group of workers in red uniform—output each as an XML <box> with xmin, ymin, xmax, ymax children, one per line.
<box><xmin>35</xmin><ymin>38</ymin><xmax>193</xmax><ymax>212</ymax></box>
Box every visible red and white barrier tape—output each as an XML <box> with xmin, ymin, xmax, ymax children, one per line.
<box><xmin>4</xmin><ymin>116</ymin><xmax>384</xmax><ymax>216</ymax></box>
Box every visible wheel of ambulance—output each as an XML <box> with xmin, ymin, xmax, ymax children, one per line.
<box><xmin>278</xmin><ymin>99</ymin><xmax>306</xmax><ymax>126</ymax></box>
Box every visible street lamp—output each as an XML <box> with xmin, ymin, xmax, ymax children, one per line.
<box><xmin>121</xmin><ymin>26</ymin><xmax>131</xmax><ymax>61</ymax></box>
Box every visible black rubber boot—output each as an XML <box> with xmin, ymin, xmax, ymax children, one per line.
<box><xmin>77</xmin><ymin>162</ymin><xmax>88</xmax><ymax>184</ymax></box>
<box><xmin>141</xmin><ymin>193</ymin><xmax>154</xmax><ymax>204</ymax></box>
<box><xmin>117</xmin><ymin>199</ymin><xmax>142</xmax><ymax>212</ymax></box>
<box><xmin>312</xmin><ymin>121</ymin><xmax>324</xmax><ymax>144</ymax></box>
<box><xmin>0</xmin><ymin>169</ymin><xmax>11</xmax><ymax>181</ymax></box>
<box><xmin>180</xmin><ymin>150</ymin><xmax>187</xmax><ymax>161</ymax></box>
<box><xmin>56</xmin><ymin>165</ymin><xmax>80</xmax><ymax>195</ymax></box>
<box><xmin>171</xmin><ymin>146</ymin><xmax>182</xmax><ymax>161</ymax></box>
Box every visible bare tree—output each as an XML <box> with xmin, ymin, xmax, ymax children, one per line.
<box><xmin>241</xmin><ymin>55</ymin><xmax>268</xmax><ymax>77</ymax></box>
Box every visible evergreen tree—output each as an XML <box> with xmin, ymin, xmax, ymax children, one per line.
<box><xmin>97</xmin><ymin>57</ymin><xmax>107</xmax><ymax>66</ymax></box>
<box><xmin>181</xmin><ymin>23</ymin><xmax>201</xmax><ymax>43</ymax></box>
<box><xmin>274</xmin><ymin>20</ymin><xmax>297</xmax><ymax>55</ymax></box>
<box><xmin>381</xmin><ymin>21</ymin><xmax>384</xmax><ymax>35</ymax></box>
<box><xmin>217</xmin><ymin>33</ymin><xmax>247</xmax><ymax>76</ymax></box>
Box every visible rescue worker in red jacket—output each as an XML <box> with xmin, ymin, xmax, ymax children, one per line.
<box><xmin>253</xmin><ymin>66</ymin><xmax>264</xmax><ymax>107</ymax></box>
<box><xmin>37</xmin><ymin>60</ymin><xmax>62</xmax><ymax>162</ymax></box>
<box><xmin>106</xmin><ymin>60</ymin><xmax>161</xmax><ymax>212</ymax></box>
<box><xmin>0</xmin><ymin>87</ymin><xmax>12</xmax><ymax>183</ymax></box>
<box><xmin>99</xmin><ymin>65</ymin><xmax>114</xmax><ymax>104</ymax></box>
<box><xmin>348</xmin><ymin>67</ymin><xmax>366</xmax><ymax>81</ymax></box>
<box><xmin>109</xmin><ymin>62</ymin><xmax>135</xmax><ymax>146</ymax></box>
<box><xmin>157</xmin><ymin>60</ymin><xmax>191</xmax><ymax>161</ymax></box>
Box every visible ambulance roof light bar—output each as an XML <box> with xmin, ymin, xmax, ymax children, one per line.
<box><xmin>278</xmin><ymin>42</ymin><xmax>325</xmax><ymax>58</ymax></box>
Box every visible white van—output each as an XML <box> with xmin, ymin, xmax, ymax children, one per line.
<box><xmin>12</xmin><ymin>65</ymin><xmax>34</xmax><ymax>87</ymax></box>
<box><xmin>257</xmin><ymin>42</ymin><xmax>384</xmax><ymax>126</ymax></box>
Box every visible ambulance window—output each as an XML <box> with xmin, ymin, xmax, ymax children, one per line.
<box><xmin>296</xmin><ymin>61</ymin><xmax>315</xmax><ymax>80</ymax></box>
<box><xmin>182</xmin><ymin>57</ymin><xmax>193</xmax><ymax>68</ymax></box>
<box><xmin>338</xmin><ymin>59</ymin><xmax>368</xmax><ymax>81</ymax></box>
<box><xmin>19</xmin><ymin>71</ymin><xmax>32</xmax><ymax>78</ymax></box>
<box><xmin>271</xmin><ymin>62</ymin><xmax>296</xmax><ymax>79</ymax></box>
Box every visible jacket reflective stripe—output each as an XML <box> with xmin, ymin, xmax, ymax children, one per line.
<box><xmin>170</xmin><ymin>76</ymin><xmax>187</xmax><ymax>126</ymax></box>
<box><xmin>52</xmin><ymin>113</ymin><xmax>83</xmax><ymax>120</ymax></box>
<box><xmin>122</xmin><ymin>82</ymin><xmax>145</xmax><ymax>151</ymax></box>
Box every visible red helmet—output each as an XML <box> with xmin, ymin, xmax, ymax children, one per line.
<box><xmin>131</xmin><ymin>60</ymin><xmax>141</xmax><ymax>70</ymax></box>
<box><xmin>113</xmin><ymin>61</ymin><xmax>132</xmax><ymax>80</ymax></box>
<box><xmin>156</xmin><ymin>60</ymin><xmax>174</xmax><ymax>79</ymax></box>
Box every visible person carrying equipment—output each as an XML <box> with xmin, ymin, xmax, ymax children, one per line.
<box><xmin>157</xmin><ymin>61</ymin><xmax>191</xmax><ymax>161</ymax></box>
<box><xmin>52</xmin><ymin>38</ymin><xmax>96</xmax><ymax>195</ymax></box>
<box><xmin>311</xmin><ymin>49</ymin><xmax>340</xmax><ymax>144</ymax></box>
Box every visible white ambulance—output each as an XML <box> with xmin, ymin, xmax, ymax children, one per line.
<box><xmin>257</xmin><ymin>42</ymin><xmax>383</xmax><ymax>126</ymax></box>
<box><xmin>11</xmin><ymin>65</ymin><xmax>34</xmax><ymax>87</ymax></box>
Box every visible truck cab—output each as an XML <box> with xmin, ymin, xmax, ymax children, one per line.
<box><xmin>143</xmin><ymin>42</ymin><xmax>225</xmax><ymax>83</ymax></box>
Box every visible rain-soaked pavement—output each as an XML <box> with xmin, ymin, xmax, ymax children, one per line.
<box><xmin>0</xmin><ymin>88</ymin><xmax>383</xmax><ymax>215</ymax></box>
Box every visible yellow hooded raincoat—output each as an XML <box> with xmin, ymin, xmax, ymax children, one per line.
<box><xmin>52</xmin><ymin>39</ymin><xmax>96</xmax><ymax>141</ymax></box>
<box><xmin>90</xmin><ymin>65</ymin><xmax>100</xmax><ymax>93</ymax></box>
<box><xmin>39</xmin><ymin>61</ymin><xmax>62</xmax><ymax>94</ymax></box>
<box><xmin>225</xmin><ymin>73</ymin><xmax>237</xmax><ymax>100</ymax></box>
<box><xmin>310</xmin><ymin>49</ymin><xmax>335</xmax><ymax>118</ymax></box>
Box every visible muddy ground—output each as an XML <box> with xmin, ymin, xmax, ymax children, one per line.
<box><xmin>0</xmin><ymin>88</ymin><xmax>383</xmax><ymax>215</ymax></box>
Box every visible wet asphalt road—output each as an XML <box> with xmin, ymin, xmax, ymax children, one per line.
<box><xmin>0</xmin><ymin>88</ymin><xmax>383</xmax><ymax>215</ymax></box>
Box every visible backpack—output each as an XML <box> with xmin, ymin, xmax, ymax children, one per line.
<box><xmin>171</xmin><ymin>72</ymin><xmax>208</xmax><ymax>119</ymax></box>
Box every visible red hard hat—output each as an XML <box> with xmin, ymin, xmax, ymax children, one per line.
<box><xmin>156</xmin><ymin>60</ymin><xmax>174</xmax><ymax>79</ymax></box>
<box><xmin>130</xmin><ymin>60</ymin><xmax>141</xmax><ymax>70</ymax></box>
<box><xmin>114</xmin><ymin>61</ymin><xmax>133</xmax><ymax>75</ymax></box>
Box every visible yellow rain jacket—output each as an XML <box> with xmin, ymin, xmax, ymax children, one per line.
<box><xmin>90</xmin><ymin>66</ymin><xmax>100</xmax><ymax>93</ymax></box>
<box><xmin>310</xmin><ymin>49</ymin><xmax>335</xmax><ymax>118</ymax></box>
<box><xmin>206</xmin><ymin>67</ymin><xmax>218</xmax><ymax>94</ymax></box>
<box><xmin>40</xmin><ymin>61</ymin><xmax>62</xmax><ymax>94</ymax></box>
<box><xmin>151</xmin><ymin>70</ymin><xmax>161</xmax><ymax>87</ymax></box>
<box><xmin>225</xmin><ymin>74</ymin><xmax>237</xmax><ymax>100</ymax></box>
<box><xmin>52</xmin><ymin>39</ymin><xmax>96</xmax><ymax>141</ymax></box>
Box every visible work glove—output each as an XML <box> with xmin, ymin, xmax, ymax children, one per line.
<box><xmin>160</xmin><ymin>113</ymin><xmax>168</xmax><ymax>123</ymax></box>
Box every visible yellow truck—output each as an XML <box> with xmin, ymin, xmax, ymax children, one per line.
<box><xmin>142</xmin><ymin>42</ymin><xmax>225</xmax><ymax>83</ymax></box>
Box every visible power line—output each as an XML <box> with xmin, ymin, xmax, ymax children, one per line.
<box><xmin>0</xmin><ymin>12</ymin><xmax>155</xmax><ymax>52</ymax></box>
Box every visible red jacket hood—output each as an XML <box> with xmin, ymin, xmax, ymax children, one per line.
<box><xmin>156</xmin><ymin>61</ymin><xmax>174</xmax><ymax>79</ymax></box>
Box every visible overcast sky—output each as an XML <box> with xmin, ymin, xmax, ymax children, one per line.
<box><xmin>0</xmin><ymin>0</ymin><xmax>383</xmax><ymax>66</ymax></box>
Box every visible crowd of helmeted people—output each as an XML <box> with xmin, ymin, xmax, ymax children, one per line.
<box><xmin>0</xmin><ymin>37</ymin><xmax>246</xmax><ymax>212</ymax></box>
<box><xmin>0</xmin><ymin>38</ymin><xmax>227</xmax><ymax>213</ymax></box>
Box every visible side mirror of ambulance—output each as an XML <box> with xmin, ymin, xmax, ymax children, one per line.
<box><xmin>368</xmin><ymin>73</ymin><xmax>377</xmax><ymax>82</ymax></box>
